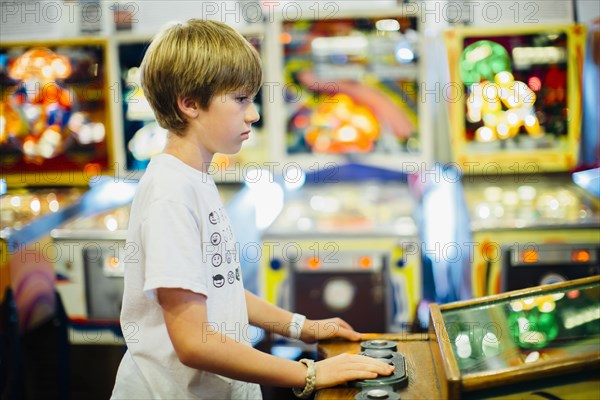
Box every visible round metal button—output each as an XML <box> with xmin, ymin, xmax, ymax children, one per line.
<box><xmin>364</xmin><ymin>349</ymin><xmax>394</xmax><ymax>359</ymax></box>
<box><xmin>367</xmin><ymin>389</ymin><xmax>389</xmax><ymax>399</ymax></box>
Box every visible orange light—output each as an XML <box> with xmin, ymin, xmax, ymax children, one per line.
<box><xmin>522</xmin><ymin>249</ymin><xmax>538</xmax><ymax>263</ymax></box>
<box><xmin>293</xmin><ymin>114</ymin><xmax>309</xmax><ymax>129</ymax></box>
<box><xmin>572</xmin><ymin>250</ymin><xmax>590</xmax><ymax>263</ymax></box>
<box><xmin>358</xmin><ymin>256</ymin><xmax>372</xmax><ymax>270</ymax></box>
<box><xmin>107</xmin><ymin>257</ymin><xmax>120</xmax><ymax>269</ymax></box>
<box><xmin>279</xmin><ymin>32</ymin><xmax>292</xmax><ymax>44</ymax></box>
<box><xmin>307</xmin><ymin>257</ymin><xmax>321</xmax><ymax>270</ymax></box>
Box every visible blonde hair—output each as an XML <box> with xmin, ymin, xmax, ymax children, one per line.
<box><xmin>140</xmin><ymin>19</ymin><xmax>262</xmax><ymax>134</ymax></box>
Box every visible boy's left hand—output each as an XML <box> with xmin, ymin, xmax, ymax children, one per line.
<box><xmin>300</xmin><ymin>318</ymin><xmax>361</xmax><ymax>343</ymax></box>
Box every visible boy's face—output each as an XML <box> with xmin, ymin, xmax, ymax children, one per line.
<box><xmin>195</xmin><ymin>90</ymin><xmax>260</xmax><ymax>155</ymax></box>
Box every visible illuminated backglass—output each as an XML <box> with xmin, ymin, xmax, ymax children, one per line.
<box><xmin>270</xmin><ymin>8</ymin><xmax>430</xmax><ymax>171</ymax></box>
<box><xmin>0</xmin><ymin>39</ymin><xmax>113</xmax><ymax>186</ymax></box>
<box><xmin>444</xmin><ymin>25</ymin><xmax>586</xmax><ymax>173</ymax></box>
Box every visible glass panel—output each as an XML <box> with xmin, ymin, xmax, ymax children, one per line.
<box><xmin>462</xmin><ymin>175</ymin><xmax>599</xmax><ymax>230</ymax></box>
<box><xmin>1</xmin><ymin>187</ymin><xmax>86</xmax><ymax>232</ymax></box>
<box><xmin>266</xmin><ymin>182</ymin><xmax>416</xmax><ymax>236</ymax></box>
<box><xmin>441</xmin><ymin>281</ymin><xmax>600</xmax><ymax>375</ymax></box>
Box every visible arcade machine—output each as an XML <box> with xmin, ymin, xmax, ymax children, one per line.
<box><xmin>0</xmin><ymin>38</ymin><xmax>115</xmax><ymax>397</ymax></box>
<box><xmin>260</xmin><ymin>7</ymin><xmax>432</xmax><ymax>337</ymax></box>
<box><xmin>1</xmin><ymin>38</ymin><xmax>115</xmax><ymax>325</ymax></box>
<box><xmin>443</xmin><ymin>24</ymin><xmax>600</xmax><ymax>298</ymax></box>
<box><xmin>315</xmin><ymin>275</ymin><xmax>600</xmax><ymax>399</ymax></box>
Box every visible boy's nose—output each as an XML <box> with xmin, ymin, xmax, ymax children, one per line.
<box><xmin>246</xmin><ymin>103</ymin><xmax>260</xmax><ymax>124</ymax></box>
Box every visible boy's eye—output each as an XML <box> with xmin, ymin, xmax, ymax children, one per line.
<box><xmin>236</xmin><ymin>95</ymin><xmax>255</xmax><ymax>104</ymax></box>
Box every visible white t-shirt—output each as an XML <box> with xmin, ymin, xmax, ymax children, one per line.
<box><xmin>111</xmin><ymin>154</ymin><xmax>262</xmax><ymax>399</ymax></box>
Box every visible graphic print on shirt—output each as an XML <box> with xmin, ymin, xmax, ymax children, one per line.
<box><xmin>207</xmin><ymin>206</ymin><xmax>240</xmax><ymax>289</ymax></box>
<box><xmin>213</xmin><ymin>274</ymin><xmax>225</xmax><ymax>288</ymax></box>
<box><xmin>208</xmin><ymin>211</ymin><xmax>220</xmax><ymax>225</ymax></box>
<box><xmin>212</xmin><ymin>253</ymin><xmax>222</xmax><ymax>267</ymax></box>
<box><xmin>210</xmin><ymin>232</ymin><xmax>221</xmax><ymax>245</ymax></box>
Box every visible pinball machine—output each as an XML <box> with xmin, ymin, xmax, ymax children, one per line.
<box><xmin>442</xmin><ymin>24</ymin><xmax>600</xmax><ymax>298</ymax></box>
<box><xmin>259</xmin><ymin>6</ymin><xmax>433</xmax><ymax>338</ymax></box>
<box><xmin>261</xmin><ymin>165</ymin><xmax>421</xmax><ymax>334</ymax></box>
<box><xmin>316</xmin><ymin>275</ymin><xmax>600</xmax><ymax>399</ymax></box>
<box><xmin>0</xmin><ymin>37</ymin><xmax>115</xmax><ymax>327</ymax></box>
<box><xmin>0</xmin><ymin>38</ymin><xmax>117</xmax><ymax>398</ymax></box>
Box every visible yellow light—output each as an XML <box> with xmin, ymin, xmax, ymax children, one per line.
<box><xmin>524</xmin><ymin>115</ymin><xmax>541</xmax><ymax>136</ymax></box>
<box><xmin>482</xmin><ymin>97</ymin><xmax>501</xmax><ymax>113</ymax></box>
<box><xmin>506</xmin><ymin>111</ymin><xmax>521</xmax><ymax>127</ymax></box>
<box><xmin>30</xmin><ymin>197</ymin><xmax>41</xmax><ymax>213</ymax></box>
<box><xmin>495</xmin><ymin>71</ymin><xmax>514</xmax><ymax>87</ymax></box>
<box><xmin>467</xmin><ymin>108</ymin><xmax>482</xmax><ymax>123</ymax></box>
<box><xmin>496</xmin><ymin>122</ymin><xmax>510</xmax><ymax>139</ymax></box>
<box><xmin>483</xmin><ymin>112</ymin><xmax>499</xmax><ymax>127</ymax></box>
<box><xmin>482</xmin><ymin>82</ymin><xmax>499</xmax><ymax>101</ymax></box>
<box><xmin>475</xmin><ymin>126</ymin><xmax>495</xmax><ymax>142</ymax></box>
<box><xmin>104</xmin><ymin>216</ymin><xmax>118</xmax><ymax>232</ymax></box>
<box><xmin>467</xmin><ymin>93</ymin><xmax>483</xmax><ymax>110</ymax></box>
<box><xmin>49</xmin><ymin>200</ymin><xmax>59</xmax><ymax>212</ymax></box>
<box><xmin>540</xmin><ymin>301</ymin><xmax>555</xmax><ymax>313</ymax></box>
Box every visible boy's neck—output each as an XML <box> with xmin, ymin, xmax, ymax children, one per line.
<box><xmin>163</xmin><ymin>132</ymin><xmax>213</xmax><ymax>174</ymax></box>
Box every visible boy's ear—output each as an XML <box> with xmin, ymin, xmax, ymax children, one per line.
<box><xmin>177</xmin><ymin>96</ymin><xmax>200</xmax><ymax>119</ymax></box>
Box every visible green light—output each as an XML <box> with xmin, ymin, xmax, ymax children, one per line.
<box><xmin>509</xmin><ymin>308</ymin><xmax>559</xmax><ymax>350</ymax></box>
<box><xmin>460</xmin><ymin>40</ymin><xmax>511</xmax><ymax>85</ymax></box>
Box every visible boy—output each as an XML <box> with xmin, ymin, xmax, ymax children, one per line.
<box><xmin>111</xmin><ymin>19</ymin><xmax>394</xmax><ymax>399</ymax></box>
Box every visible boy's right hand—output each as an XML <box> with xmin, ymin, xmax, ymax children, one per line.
<box><xmin>314</xmin><ymin>353</ymin><xmax>395</xmax><ymax>389</ymax></box>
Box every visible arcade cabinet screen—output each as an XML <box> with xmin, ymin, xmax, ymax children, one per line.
<box><xmin>283</xmin><ymin>16</ymin><xmax>420</xmax><ymax>155</ymax></box>
<box><xmin>460</xmin><ymin>31</ymin><xmax>570</xmax><ymax>150</ymax></box>
<box><xmin>0</xmin><ymin>43</ymin><xmax>110</xmax><ymax>177</ymax></box>
<box><xmin>118</xmin><ymin>36</ymin><xmax>264</xmax><ymax>172</ymax></box>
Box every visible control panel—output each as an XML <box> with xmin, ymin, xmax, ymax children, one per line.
<box><xmin>351</xmin><ymin>340</ymin><xmax>408</xmax><ymax>399</ymax></box>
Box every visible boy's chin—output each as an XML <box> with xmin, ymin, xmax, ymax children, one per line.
<box><xmin>217</xmin><ymin>148</ymin><xmax>242</xmax><ymax>156</ymax></box>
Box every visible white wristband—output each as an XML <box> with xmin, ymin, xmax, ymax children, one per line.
<box><xmin>288</xmin><ymin>313</ymin><xmax>306</xmax><ymax>340</ymax></box>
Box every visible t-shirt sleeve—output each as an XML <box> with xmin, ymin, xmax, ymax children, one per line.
<box><xmin>140</xmin><ymin>199</ymin><xmax>209</xmax><ymax>301</ymax></box>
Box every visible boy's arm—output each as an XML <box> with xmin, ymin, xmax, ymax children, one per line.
<box><xmin>245</xmin><ymin>290</ymin><xmax>361</xmax><ymax>342</ymax></box>
<box><xmin>158</xmin><ymin>287</ymin><xmax>393</xmax><ymax>389</ymax></box>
